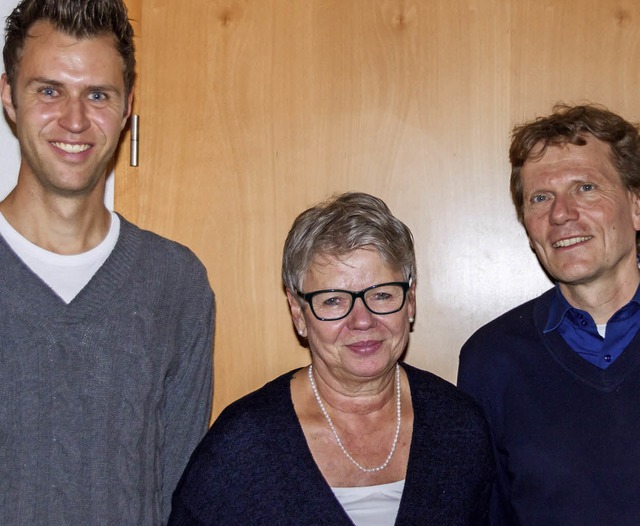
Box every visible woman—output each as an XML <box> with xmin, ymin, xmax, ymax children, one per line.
<box><xmin>169</xmin><ymin>192</ymin><xmax>494</xmax><ymax>525</ymax></box>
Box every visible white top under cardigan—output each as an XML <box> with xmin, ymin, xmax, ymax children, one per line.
<box><xmin>332</xmin><ymin>480</ymin><xmax>405</xmax><ymax>525</ymax></box>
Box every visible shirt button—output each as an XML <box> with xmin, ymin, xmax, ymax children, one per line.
<box><xmin>581</xmin><ymin>320</ymin><xmax>587</xmax><ymax>326</ymax></box>
<box><xmin>605</xmin><ymin>355</ymin><xmax>612</xmax><ymax>362</ymax></box>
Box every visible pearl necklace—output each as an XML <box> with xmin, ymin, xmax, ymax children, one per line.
<box><xmin>307</xmin><ymin>363</ymin><xmax>402</xmax><ymax>473</ymax></box>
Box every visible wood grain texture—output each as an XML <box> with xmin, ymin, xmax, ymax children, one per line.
<box><xmin>116</xmin><ymin>0</ymin><xmax>640</xmax><ymax>419</ymax></box>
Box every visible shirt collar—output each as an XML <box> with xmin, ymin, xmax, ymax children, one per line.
<box><xmin>544</xmin><ymin>284</ymin><xmax>573</xmax><ymax>333</ymax></box>
<box><xmin>544</xmin><ymin>281</ymin><xmax>640</xmax><ymax>334</ymax></box>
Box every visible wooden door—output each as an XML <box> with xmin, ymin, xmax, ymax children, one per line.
<box><xmin>116</xmin><ymin>0</ymin><xmax>640</xmax><ymax>419</ymax></box>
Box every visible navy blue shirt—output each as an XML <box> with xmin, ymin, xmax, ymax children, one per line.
<box><xmin>544</xmin><ymin>283</ymin><xmax>640</xmax><ymax>369</ymax></box>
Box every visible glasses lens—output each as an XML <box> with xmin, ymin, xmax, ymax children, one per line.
<box><xmin>363</xmin><ymin>284</ymin><xmax>406</xmax><ymax>314</ymax></box>
<box><xmin>310</xmin><ymin>291</ymin><xmax>353</xmax><ymax>320</ymax></box>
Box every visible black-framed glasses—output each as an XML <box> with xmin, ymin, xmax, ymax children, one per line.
<box><xmin>296</xmin><ymin>281</ymin><xmax>410</xmax><ymax>321</ymax></box>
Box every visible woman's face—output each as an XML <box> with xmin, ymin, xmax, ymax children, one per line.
<box><xmin>287</xmin><ymin>247</ymin><xmax>415</xmax><ymax>383</ymax></box>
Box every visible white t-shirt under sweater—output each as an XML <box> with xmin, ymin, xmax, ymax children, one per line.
<box><xmin>332</xmin><ymin>480</ymin><xmax>405</xmax><ymax>526</ymax></box>
<box><xmin>0</xmin><ymin>211</ymin><xmax>119</xmax><ymax>303</ymax></box>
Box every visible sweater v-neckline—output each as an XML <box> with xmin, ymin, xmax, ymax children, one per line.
<box><xmin>535</xmin><ymin>290</ymin><xmax>640</xmax><ymax>392</ymax></box>
<box><xmin>0</xmin><ymin>214</ymin><xmax>141</xmax><ymax>324</ymax></box>
<box><xmin>286</xmin><ymin>364</ymin><xmax>418</xmax><ymax>525</ymax></box>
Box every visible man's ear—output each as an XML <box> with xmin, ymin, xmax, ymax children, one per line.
<box><xmin>631</xmin><ymin>190</ymin><xmax>640</xmax><ymax>232</ymax></box>
<box><xmin>122</xmin><ymin>89</ymin><xmax>134</xmax><ymax>125</ymax></box>
<box><xmin>286</xmin><ymin>289</ymin><xmax>307</xmax><ymax>338</ymax></box>
<box><xmin>1</xmin><ymin>73</ymin><xmax>17</xmax><ymax>123</ymax></box>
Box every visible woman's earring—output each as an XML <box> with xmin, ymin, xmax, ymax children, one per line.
<box><xmin>408</xmin><ymin>317</ymin><xmax>415</xmax><ymax>323</ymax></box>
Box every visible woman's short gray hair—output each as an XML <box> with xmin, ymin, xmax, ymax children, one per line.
<box><xmin>282</xmin><ymin>192</ymin><xmax>416</xmax><ymax>293</ymax></box>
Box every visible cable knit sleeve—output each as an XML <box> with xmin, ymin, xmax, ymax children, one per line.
<box><xmin>161</xmin><ymin>255</ymin><xmax>215</xmax><ymax>524</ymax></box>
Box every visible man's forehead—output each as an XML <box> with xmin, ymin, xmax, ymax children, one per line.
<box><xmin>15</xmin><ymin>20</ymin><xmax>124</xmax><ymax>80</ymax></box>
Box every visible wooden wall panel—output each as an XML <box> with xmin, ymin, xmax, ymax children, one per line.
<box><xmin>116</xmin><ymin>0</ymin><xmax>640</xmax><ymax>418</ymax></box>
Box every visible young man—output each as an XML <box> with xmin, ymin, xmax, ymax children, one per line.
<box><xmin>0</xmin><ymin>1</ymin><xmax>215</xmax><ymax>524</ymax></box>
<box><xmin>458</xmin><ymin>104</ymin><xmax>640</xmax><ymax>526</ymax></box>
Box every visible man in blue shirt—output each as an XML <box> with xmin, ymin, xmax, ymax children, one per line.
<box><xmin>458</xmin><ymin>104</ymin><xmax>640</xmax><ymax>526</ymax></box>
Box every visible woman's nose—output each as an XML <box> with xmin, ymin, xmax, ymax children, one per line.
<box><xmin>346</xmin><ymin>297</ymin><xmax>376</xmax><ymax>329</ymax></box>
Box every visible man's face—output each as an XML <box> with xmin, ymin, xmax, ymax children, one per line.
<box><xmin>0</xmin><ymin>20</ymin><xmax>132</xmax><ymax>199</ymax></box>
<box><xmin>521</xmin><ymin>137</ymin><xmax>640</xmax><ymax>292</ymax></box>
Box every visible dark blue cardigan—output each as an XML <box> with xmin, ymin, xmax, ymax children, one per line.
<box><xmin>459</xmin><ymin>289</ymin><xmax>640</xmax><ymax>526</ymax></box>
<box><xmin>170</xmin><ymin>363</ymin><xmax>494</xmax><ymax>525</ymax></box>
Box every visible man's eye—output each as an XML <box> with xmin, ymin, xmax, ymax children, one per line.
<box><xmin>89</xmin><ymin>92</ymin><xmax>108</xmax><ymax>102</ymax></box>
<box><xmin>530</xmin><ymin>194</ymin><xmax>548</xmax><ymax>203</ymax></box>
<box><xmin>40</xmin><ymin>87</ymin><xmax>58</xmax><ymax>97</ymax></box>
<box><xmin>580</xmin><ymin>184</ymin><xmax>595</xmax><ymax>192</ymax></box>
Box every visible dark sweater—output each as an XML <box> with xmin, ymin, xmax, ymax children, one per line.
<box><xmin>0</xmin><ymin>215</ymin><xmax>215</xmax><ymax>525</ymax></box>
<box><xmin>458</xmin><ymin>289</ymin><xmax>640</xmax><ymax>526</ymax></box>
<box><xmin>170</xmin><ymin>363</ymin><xmax>494</xmax><ymax>525</ymax></box>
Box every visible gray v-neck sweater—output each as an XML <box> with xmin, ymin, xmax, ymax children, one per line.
<box><xmin>0</xmin><ymin>215</ymin><xmax>215</xmax><ymax>525</ymax></box>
